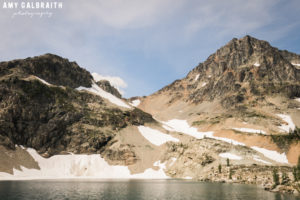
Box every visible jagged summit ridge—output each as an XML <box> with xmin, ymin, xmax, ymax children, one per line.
<box><xmin>192</xmin><ymin>35</ymin><xmax>298</xmax><ymax>81</ymax></box>
<box><xmin>0</xmin><ymin>53</ymin><xmax>93</xmax><ymax>88</ymax></box>
<box><xmin>156</xmin><ymin>35</ymin><xmax>300</xmax><ymax>106</ymax></box>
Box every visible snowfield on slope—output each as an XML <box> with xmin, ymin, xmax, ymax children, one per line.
<box><xmin>162</xmin><ymin>119</ymin><xmax>212</xmax><ymax>139</ymax></box>
<box><xmin>34</xmin><ymin>76</ymin><xmax>52</xmax><ymax>86</ymax></box>
<box><xmin>138</xmin><ymin>126</ymin><xmax>179</xmax><ymax>146</ymax></box>
<box><xmin>162</xmin><ymin>119</ymin><xmax>245</xmax><ymax>145</ymax></box>
<box><xmin>0</xmin><ymin>148</ymin><xmax>168</xmax><ymax>180</ymax></box>
<box><xmin>292</xmin><ymin>63</ymin><xmax>300</xmax><ymax>67</ymax></box>
<box><xmin>276</xmin><ymin>114</ymin><xmax>296</xmax><ymax>132</ymax></box>
<box><xmin>219</xmin><ymin>153</ymin><xmax>242</xmax><ymax>160</ymax></box>
<box><xmin>253</xmin><ymin>155</ymin><xmax>271</xmax><ymax>165</ymax></box>
<box><xmin>232</xmin><ymin>128</ymin><xmax>266</xmax><ymax>135</ymax></box>
<box><xmin>251</xmin><ymin>146</ymin><xmax>288</xmax><ymax>164</ymax></box>
<box><xmin>76</xmin><ymin>83</ymin><xmax>131</xmax><ymax>108</ymax></box>
<box><xmin>162</xmin><ymin>120</ymin><xmax>289</xmax><ymax>164</ymax></box>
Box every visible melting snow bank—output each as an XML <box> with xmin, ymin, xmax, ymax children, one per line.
<box><xmin>34</xmin><ymin>76</ymin><xmax>52</xmax><ymax>86</ymax></box>
<box><xmin>292</xmin><ymin>63</ymin><xmax>300</xmax><ymax>67</ymax></box>
<box><xmin>219</xmin><ymin>153</ymin><xmax>242</xmax><ymax>160</ymax></box>
<box><xmin>251</xmin><ymin>146</ymin><xmax>288</xmax><ymax>164</ymax></box>
<box><xmin>162</xmin><ymin>119</ymin><xmax>245</xmax><ymax>145</ymax></box>
<box><xmin>276</xmin><ymin>114</ymin><xmax>295</xmax><ymax>132</ymax></box>
<box><xmin>253</xmin><ymin>155</ymin><xmax>271</xmax><ymax>165</ymax></box>
<box><xmin>232</xmin><ymin>128</ymin><xmax>266</xmax><ymax>135</ymax></box>
<box><xmin>204</xmin><ymin>132</ymin><xmax>245</xmax><ymax>146</ymax></box>
<box><xmin>138</xmin><ymin>126</ymin><xmax>179</xmax><ymax>146</ymax></box>
<box><xmin>162</xmin><ymin>119</ymin><xmax>212</xmax><ymax>139</ymax></box>
<box><xmin>130</xmin><ymin>99</ymin><xmax>141</xmax><ymax>107</ymax></box>
<box><xmin>76</xmin><ymin>83</ymin><xmax>131</xmax><ymax>108</ymax></box>
<box><xmin>0</xmin><ymin>148</ymin><xmax>169</xmax><ymax>180</ymax></box>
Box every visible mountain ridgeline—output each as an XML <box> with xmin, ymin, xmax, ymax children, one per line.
<box><xmin>156</xmin><ymin>36</ymin><xmax>300</xmax><ymax>108</ymax></box>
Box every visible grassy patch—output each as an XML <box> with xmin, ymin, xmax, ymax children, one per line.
<box><xmin>192</xmin><ymin>120</ymin><xmax>206</xmax><ymax>126</ymax></box>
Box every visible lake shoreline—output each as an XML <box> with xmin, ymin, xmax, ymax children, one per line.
<box><xmin>1</xmin><ymin>176</ymin><xmax>299</xmax><ymax>196</ymax></box>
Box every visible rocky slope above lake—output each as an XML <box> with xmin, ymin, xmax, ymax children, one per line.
<box><xmin>138</xmin><ymin>35</ymin><xmax>300</xmax><ymax>164</ymax></box>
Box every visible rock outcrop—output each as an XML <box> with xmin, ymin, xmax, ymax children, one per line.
<box><xmin>96</xmin><ymin>80</ymin><xmax>122</xmax><ymax>98</ymax></box>
<box><xmin>0</xmin><ymin>53</ymin><xmax>93</xmax><ymax>88</ymax></box>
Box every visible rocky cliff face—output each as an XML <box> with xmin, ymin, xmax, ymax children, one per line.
<box><xmin>0</xmin><ymin>54</ymin><xmax>154</xmax><ymax>157</ymax></box>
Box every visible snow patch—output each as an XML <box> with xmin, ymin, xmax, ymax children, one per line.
<box><xmin>0</xmin><ymin>148</ymin><xmax>169</xmax><ymax>180</ymax></box>
<box><xmin>251</xmin><ymin>146</ymin><xmax>288</xmax><ymax>164</ymax></box>
<box><xmin>76</xmin><ymin>83</ymin><xmax>131</xmax><ymax>108</ymax></box>
<box><xmin>253</xmin><ymin>155</ymin><xmax>271</xmax><ymax>165</ymax></box>
<box><xmin>138</xmin><ymin>126</ymin><xmax>179</xmax><ymax>146</ymax></box>
<box><xmin>219</xmin><ymin>153</ymin><xmax>242</xmax><ymax>160</ymax></box>
<box><xmin>201</xmin><ymin>82</ymin><xmax>207</xmax><ymax>87</ymax></box>
<box><xmin>292</xmin><ymin>63</ymin><xmax>300</xmax><ymax>67</ymax></box>
<box><xmin>162</xmin><ymin>119</ymin><xmax>212</xmax><ymax>139</ymax></box>
<box><xmin>34</xmin><ymin>76</ymin><xmax>51</xmax><ymax>86</ymax></box>
<box><xmin>130</xmin><ymin>99</ymin><xmax>141</xmax><ymax>107</ymax></box>
<box><xmin>153</xmin><ymin>160</ymin><xmax>167</xmax><ymax>170</ymax></box>
<box><xmin>204</xmin><ymin>132</ymin><xmax>246</xmax><ymax>146</ymax></box>
<box><xmin>276</xmin><ymin>114</ymin><xmax>295</xmax><ymax>132</ymax></box>
<box><xmin>194</xmin><ymin>74</ymin><xmax>200</xmax><ymax>81</ymax></box>
<box><xmin>232</xmin><ymin>128</ymin><xmax>266</xmax><ymax>135</ymax></box>
<box><xmin>295</xmin><ymin>98</ymin><xmax>300</xmax><ymax>103</ymax></box>
<box><xmin>169</xmin><ymin>157</ymin><xmax>177</xmax><ymax>166</ymax></box>
<box><xmin>162</xmin><ymin>119</ymin><xmax>245</xmax><ymax>145</ymax></box>
<box><xmin>254</xmin><ymin>62</ymin><xmax>260</xmax><ymax>67</ymax></box>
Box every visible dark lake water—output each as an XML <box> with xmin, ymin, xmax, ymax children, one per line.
<box><xmin>0</xmin><ymin>180</ymin><xmax>299</xmax><ymax>200</ymax></box>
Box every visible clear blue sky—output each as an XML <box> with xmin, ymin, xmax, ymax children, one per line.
<box><xmin>1</xmin><ymin>0</ymin><xmax>300</xmax><ymax>97</ymax></box>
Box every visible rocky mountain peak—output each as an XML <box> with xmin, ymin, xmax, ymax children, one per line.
<box><xmin>202</xmin><ymin>35</ymin><xmax>276</xmax><ymax>72</ymax></box>
<box><xmin>154</xmin><ymin>36</ymin><xmax>300</xmax><ymax>107</ymax></box>
<box><xmin>0</xmin><ymin>53</ymin><xmax>93</xmax><ymax>88</ymax></box>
